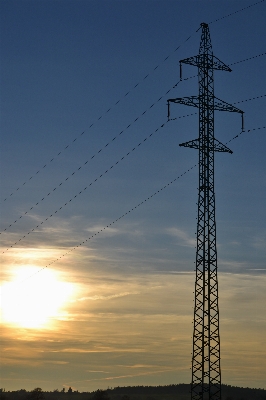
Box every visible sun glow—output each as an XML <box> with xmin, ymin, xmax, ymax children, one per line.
<box><xmin>0</xmin><ymin>266</ymin><xmax>74</xmax><ymax>329</ymax></box>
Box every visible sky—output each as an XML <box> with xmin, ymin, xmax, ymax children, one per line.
<box><xmin>0</xmin><ymin>0</ymin><xmax>266</xmax><ymax>393</ymax></box>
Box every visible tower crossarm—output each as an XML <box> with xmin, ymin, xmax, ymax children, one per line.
<box><xmin>168</xmin><ymin>96</ymin><xmax>244</xmax><ymax>128</ymax></box>
<box><xmin>214</xmin><ymin>97</ymin><xmax>244</xmax><ymax>129</ymax></box>
<box><xmin>168</xmin><ymin>96</ymin><xmax>199</xmax><ymax>109</ymax></box>
<box><xmin>179</xmin><ymin>55</ymin><xmax>232</xmax><ymax>72</ymax></box>
<box><xmin>179</xmin><ymin>138</ymin><xmax>233</xmax><ymax>154</ymax></box>
<box><xmin>214</xmin><ymin>96</ymin><xmax>243</xmax><ymax>113</ymax></box>
<box><xmin>168</xmin><ymin>96</ymin><xmax>243</xmax><ymax>113</ymax></box>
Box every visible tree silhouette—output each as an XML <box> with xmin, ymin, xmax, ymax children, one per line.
<box><xmin>92</xmin><ymin>390</ymin><xmax>110</xmax><ymax>400</ymax></box>
<box><xmin>27</xmin><ymin>388</ymin><xmax>44</xmax><ymax>400</ymax></box>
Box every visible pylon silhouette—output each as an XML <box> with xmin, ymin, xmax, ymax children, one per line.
<box><xmin>167</xmin><ymin>22</ymin><xmax>244</xmax><ymax>400</ymax></box>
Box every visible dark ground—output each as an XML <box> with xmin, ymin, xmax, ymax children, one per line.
<box><xmin>1</xmin><ymin>384</ymin><xmax>266</xmax><ymax>400</ymax></box>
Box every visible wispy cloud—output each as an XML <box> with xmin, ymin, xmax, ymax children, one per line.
<box><xmin>69</xmin><ymin>368</ymin><xmax>180</xmax><ymax>384</ymax></box>
<box><xmin>166</xmin><ymin>227</ymin><xmax>195</xmax><ymax>247</ymax></box>
<box><xmin>1</xmin><ymin>271</ymin><xmax>265</xmax><ymax>391</ymax></box>
<box><xmin>76</xmin><ymin>291</ymin><xmax>139</xmax><ymax>302</ymax></box>
<box><xmin>252</xmin><ymin>232</ymin><xmax>266</xmax><ymax>249</ymax></box>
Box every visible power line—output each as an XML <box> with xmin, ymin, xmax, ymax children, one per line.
<box><xmin>226</xmin><ymin>126</ymin><xmax>266</xmax><ymax>144</ymax></box>
<box><xmin>2</xmin><ymin>45</ymin><xmax>264</xmax><ymax>203</ymax></box>
<box><xmin>0</xmin><ymin>90</ymin><xmax>266</xmax><ymax>235</ymax></box>
<box><xmin>2</xmin><ymin>120</ymin><xmax>170</xmax><ymax>252</ymax></box>
<box><xmin>1</xmin><ymin>30</ymin><xmax>199</xmax><ymax>203</ymax></box>
<box><xmin>209</xmin><ymin>0</ymin><xmax>265</xmax><ymax>24</ymax></box>
<box><xmin>1</xmin><ymin>92</ymin><xmax>265</xmax><ymax>237</ymax></box>
<box><xmin>230</xmin><ymin>52</ymin><xmax>266</xmax><ymax>66</ymax></box>
<box><xmin>15</xmin><ymin>163</ymin><xmax>199</xmax><ymax>281</ymax></box>
<box><xmin>12</xmin><ymin>125</ymin><xmax>265</xmax><ymax>283</ymax></box>
<box><xmin>233</xmin><ymin>94</ymin><xmax>266</xmax><ymax>105</ymax></box>
<box><xmin>1</xmin><ymin>76</ymin><xmax>197</xmax><ymax>234</ymax></box>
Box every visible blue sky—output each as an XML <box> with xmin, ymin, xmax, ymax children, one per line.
<box><xmin>0</xmin><ymin>0</ymin><xmax>266</xmax><ymax>392</ymax></box>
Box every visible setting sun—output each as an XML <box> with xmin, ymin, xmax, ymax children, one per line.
<box><xmin>0</xmin><ymin>266</ymin><xmax>74</xmax><ymax>329</ymax></box>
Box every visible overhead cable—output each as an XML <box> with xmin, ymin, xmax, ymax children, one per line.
<box><xmin>1</xmin><ymin>92</ymin><xmax>265</xmax><ymax>235</ymax></box>
<box><xmin>2</xmin><ymin>30</ymin><xmax>199</xmax><ymax>203</ymax></box>
<box><xmin>209</xmin><ymin>0</ymin><xmax>265</xmax><ymax>24</ymax></box>
<box><xmin>2</xmin><ymin>120</ymin><xmax>170</xmax><ymax>252</ymax></box>
<box><xmin>14</xmin><ymin>125</ymin><xmax>266</xmax><ymax>281</ymax></box>
<box><xmin>2</xmin><ymin>124</ymin><xmax>265</xmax><ymax>256</ymax></box>
<box><xmin>1</xmin><ymin>76</ymin><xmax>197</xmax><ymax>234</ymax></box>
<box><xmin>2</xmin><ymin>46</ymin><xmax>265</xmax><ymax>203</ymax></box>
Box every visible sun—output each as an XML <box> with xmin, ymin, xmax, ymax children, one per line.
<box><xmin>0</xmin><ymin>266</ymin><xmax>74</xmax><ymax>329</ymax></box>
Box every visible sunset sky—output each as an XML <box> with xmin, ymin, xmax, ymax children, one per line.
<box><xmin>0</xmin><ymin>0</ymin><xmax>266</xmax><ymax>392</ymax></box>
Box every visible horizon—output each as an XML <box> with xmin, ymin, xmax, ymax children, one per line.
<box><xmin>2</xmin><ymin>382</ymin><xmax>266</xmax><ymax>392</ymax></box>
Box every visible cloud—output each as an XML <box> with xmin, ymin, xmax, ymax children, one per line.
<box><xmin>76</xmin><ymin>291</ymin><xmax>139</xmax><ymax>302</ymax></box>
<box><xmin>80</xmin><ymin>368</ymin><xmax>178</xmax><ymax>382</ymax></box>
<box><xmin>1</xmin><ymin>271</ymin><xmax>265</xmax><ymax>391</ymax></box>
<box><xmin>252</xmin><ymin>232</ymin><xmax>266</xmax><ymax>249</ymax></box>
<box><xmin>87</xmin><ymin>370</ymin><xmax>110</xmax><ymax>374</ymax></box>
<box><xmin>166</xmin><ymin>227</ymin><xmax>195</xmax><ymax>247</ymax></box>
<box><xmin>49</xmin><ymin>347</ymin><xmax>147</xmax><ymax>354</ymax></box>
<box><xmin>43</xmin><ymin>361</ymin><xmax>69</xmax><ymax>365</ymax></box>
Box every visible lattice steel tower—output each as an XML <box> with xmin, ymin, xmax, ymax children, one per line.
<box><xmin>167</xmin><ymin>23</ymin><xmax>244</xmax><ymax>400</ymax></box>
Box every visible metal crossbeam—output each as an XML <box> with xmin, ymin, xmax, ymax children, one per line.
<box><xmin>168</xmin><ymin>96</ymin><xmax>243</xmax><ymax>115</ymax></box>
<box><xmin>167</xmin><ymin>22</ymin><xmax>244</xmax><ymax>400</ymax></box>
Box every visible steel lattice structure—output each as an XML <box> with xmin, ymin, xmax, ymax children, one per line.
<box><xmin>167</xmin><ymin>23</ymin><xmax>244</xmax><ymax>400</ymax></box>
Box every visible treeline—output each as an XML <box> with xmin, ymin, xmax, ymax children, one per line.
<box><xmin>1</xmin><ymin>384</ymin><xmax>266</xmax><ymax>400</ymax></box>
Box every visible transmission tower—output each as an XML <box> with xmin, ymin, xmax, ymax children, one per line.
<box><xmin>167</xmin><ymin>23</ymin><xmax>244</xmax><ymax>400</ymax></box>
